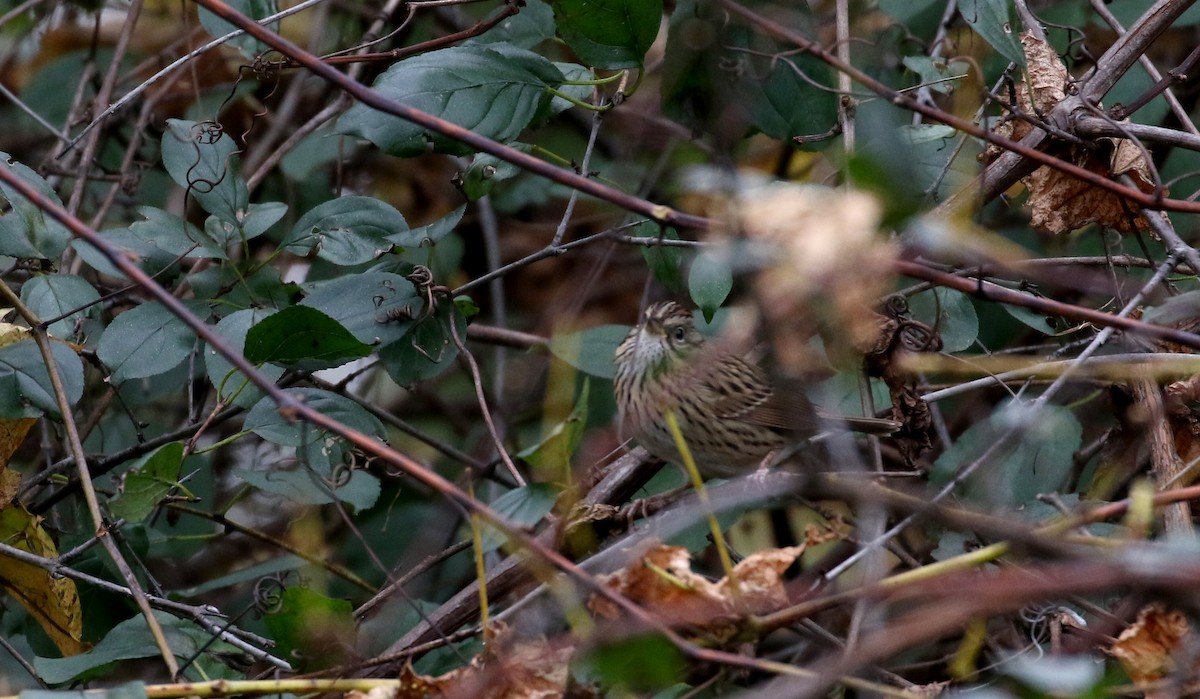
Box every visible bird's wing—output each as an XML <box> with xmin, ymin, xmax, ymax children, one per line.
<box><xmin>696</xmin><ymin>357</ymin><xmax>821</xmax><ymax>432</ymax></box>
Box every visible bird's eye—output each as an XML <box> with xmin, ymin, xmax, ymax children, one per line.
<box><xmin>672</xmin><ymin>326</ymin><xmax>686</xmax><ymax>341</ymax></box>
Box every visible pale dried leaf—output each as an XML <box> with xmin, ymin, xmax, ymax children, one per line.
<box><xmin>1109</xmin><ymin>603</ymin><xmax>1190</xmax><ymax>685</ymax></box>
<box><xmin>1025</xmin><ymin>139</ymin><xmax>1156</xmax><ymax>234</ymax></box>
<box><xmin>734</xmin><ymin>183</ymin><xmax>894</xmax><ymax>369</ymax></box>
<box><xmin>1022</xmin><ymin>32</ymin><xmax>1067</xmax><ymax>115</ymax></box>
<box><xmin>717</xmin><ymin>546</ymin><xmax>805</xmax><ymax>613</ymax></box>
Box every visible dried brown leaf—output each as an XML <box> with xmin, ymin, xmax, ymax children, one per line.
<box><xmin>1109</xmin><ymin>603</ymin><xmax>1191</xmax><ymax>685</ymax></box>
<box><xmin>591</xmin><ymin>542</ymin><xmax>807</xmax><ymax>629</ymax></box>
<box><xmin>386</xmin><ymin>626</ymin><xmax>573</xmax><ymax>699</ymax></box>
<box><xmin>1025</xmin><ymin>137</ymin><xmax>1157</xmax><ymax>235</ymax></box>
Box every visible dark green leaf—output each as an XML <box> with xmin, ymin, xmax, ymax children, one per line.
<box><xmin>379</xmin><ymin>301</ymin><xmax>464</xmax><ymax>385</ymax></box>
<box><xmin>633</xmin><ymin>222</ymin><xmax>683</xmax><ymax>291</ymax></box>
<box><xmin>198</xmin><ymin>0</ymin><xmax>278</xmax><ymax>59</ymax></box>
<box><xmin>908</xmin><ymin>288</ymin><xmax>978</xmax><ymax>352</ymax></box>
<box><xmin>661</xmin><ymin>3</ymin><xmax>836</xmax><ymax>145</ymax></box>
<box><xmin>1143</xmin><ymin>289</ymin><xmax>1200</xmax><ymax>326</ymax></box>
<box><xmin>22</xmin><ymin>683</ymin><xmax>147</xmax><ymax>699</ymax></box>
<box><xmin>744</xmin><ymin>52</ymin><xmax>839</xmax><ymax>141</ymax></box>
<box><xmin>552</xmin><ymin>0</ymin><xmax>662</xmax><ymax>69</ymax></box>
<box><xmin>204</xmin><ymin>308</ymin><xmax>287</xmax><ymax>408</ymax></box>
<box><xmin>549</xmin><ymin>325</ymin><xmax>629</xmax><ymax>379</ymax></box>
<box><xmin>301</xmin><ymin>272</ymin><xmax>422</xmax><ymax>346</ymax></box>
<box><xmin>161</xmin><ymin>119</ymin><xmax>247</xmax><ymax>223</ymax></box>
<box><xmin>550</xmin><ymin>62</ymin><xmax>594</xmax><ymax>115</ymax></box>
<box><xmin>71</xmin><ymin>227</ymin><xmax>181</xmax><ymax>280</ymax></box>
<box><xmin>107</xmin><ymin>443</ymin><xmax>185</xmax><ymax>522</ymax></box>
<box><xmin>476</xmin><ymin>483</ymin><xmax>559</xmax><ymax>553</ymax></box>
<box><xmin>206</xmin><ymin>201</ymin><xmax>288</xmax><ymax>246</ymax></box>
<box><xmin>284</xmin><ymin>196</ymin><xmax>407</xmax><ymax>265</ymax></box>
<box><xmin>518</xmin><ymin>379</ymin><xmax>589</xmax><ymax>475</ymax></box>
<box><xmin>688</xmin><ymin>250</ymin><xmax>732</xmax><ymax>323</ymax></box>
<box><xmin>0</xmin><ymin>151</ymin><xmax>72</xmax><ymax>260</ymax></box>
<box><xmin>33</xmin><ymin>613</ymin><xmax>212</xmax><ymax>684</ymax></box>
<box><xmin>931</xmin><ymin>400</ymin><xmax>1082</xmax><ymax>506</ymax></box>
<box><xmin>245</xmin><ymin>305</ymin><xmax>372</xmax><ymax>369</ymax></box>
<box><xmin>1003</xmin><ymin>302</ymin><xmax>1062</xmax><ymax>335</ymax></box>
<box><xmin>387</xmin><ymin>204</ymin><xmax>465</xmax><ymax>247</ymax></box>
<box><xmin>234</xmin><ymin>463</ymin><xmax>380</xmax><ymax>511</ymax></box>
<box><xmin>127</xmin><ymin>206</ymin><xmax>225</xmax><ymax>259</ymax></box>
<box><xmin>20</xmin><ymin>274</ymin><xmax>100</xmax><ymax>341</ymax></box>
<box><xmin>573</xmin><ymin>633</ymin><xmax>686</xmax><ymax>692</ymax></box>
<box><xmin>97</xmin><ymin>301</ymin><xmax>207</xmax><ymax>383</ymax></box>
<box><xmin>472</xmin><ymin>0</ymin><xmax>555</xmax><ymax>48</ymax></box>
<box><xmin>263</xmin><ymin>587</ymin><xmax>355</xmax><ymax>672</ymax></box>
<box><xmin>459</xmin><ymin>147</ymin><xmax>530</xmax><ymax>201</ymax></box>
<box><xmin>0</xmin><ymin>338</ymin><xmax>83</xmax><ymax>419</ymax></box>
<box><xmin>903</xmin><ymin>56</ymin><xmax>970</xmax><ymax>94</ymax></box>
<box><xmin>244</xmin><ymin>388</ymin><xmax>384</xmax><ymax>446</ymax></box>
<box><xmin>337</xmin><ymin>46</ymin><xmax>563</xmax><ymax>156</ymax></box>
<box><xmin>961</xmin><ymin>0</ymin><xmax>1024</xmax><ymax>66</ymax></box>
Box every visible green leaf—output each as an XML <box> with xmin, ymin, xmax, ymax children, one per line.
<box><xmin>204</xmin><ymin>308</ymin><xmax>287</xmax><ymax>409</ymax></box>
<box><xmin>20</xmin><ymin>274</ymin><xmax>100</xmax><ymax>341</ymax></box>
<box><xmin>907</xmin><ymin>288</ymin><xmax>978</xmax><ymax>353</ymax></box>
<box><xmin>551</xmin><ymin>0</ymin><xmax>662</xmax><ymax>69</ymax></box>
<box><xmin>519</xmin><ymin>379</ymin><xmax>589</xmax><ymax>474</ymax></box>
<box><xmin>262</xmin><ymin>587</ymin><xmax>356</xmax><ymax>672</ymax></box>
<box><xmin>161</xmin><ymin>119</ymin><xmax>247</xmax><ymax>223</ymax></box>
<box><xmin>743</xmin><ymin>51</ymin><xmax>839</xmax><ymax>142</ymax></box>
<box><xmin>71</xmin><ymin>227</ymin><xmax>181</xmax><ymax>280</ymax></box>
<box><xmin>661</xmin><ymin>3</ymin><xmax>836</xmax><ymax>146</ymax></box>
<box><xmin>206</xmin><ymin>201</ymin><xmax>288</xmax><ymax>246</ymax></box>
<box><xmin>961</xmin><ymin>0</ymin><xmax>1024</xmax><ymax>66</ymax></box>
<box><xmin>337</xmin><ymin>46</ymin><xmax>564</xmax><ymax>156</ymax></box>
<box><xmin>930</xmin><ymin>400</ymin><xmax>1082</xmax><ymax>506</ymax></box>
<box><xmin>21</xmin><ymin>683</ymin><xmax>147</xmax><ymax>699</ymax></box>
<box><xmin>573</xmin><ymin>633</ymin><xmax>686</xmax><ymax>692</ymax></box>
<box><xmin>107</xmin><ymin>443</ymin><xmax>185</xmax><ymax>522</ymax></box>
<box><xmin>234</xmin><ymin>463</ymin><xmax>380</xmax><ymax>511</ymax></box>
<box><xmin>33</xmin><ymin>613</ymin><xmax>215</xmax><ymax>684</ymax></box>
<box><xmin>903</xmin><ymin>56</ymin><xmax>970</xmax><ymax>95</ymax></box>
<box><xmin>550</xmin><ymin>62</ymin><xmax>594</xmax><ymax>115</ymax></box>
<box><xmin>284</xmin><ymin>196</ymin><xmax>408</xmax><ymax>265</ymax></box>
<box><xmin>198</xmin><ymin>0</ymin><xmax>278</xmax><ymax>59</ymax></box>
<box><xmin>633</xmin><ymin>222</ymin><xmax>683</xmax><ymax>291</ymax></box>
<box><xmin>244</xmin><ymin>388</ymin><xmax>384</xmax><ymax>446</ymax></box>
<box><xmin>459</xmin><ymin>148</ymin><xmax>529</xmax><ymax>201</ymax></box>
<box><xmin>244</xmin><ymin>305</ymin><xmax>372</xmax><ymax>370</ymax></box>
<box><xmin>387</xmin><ymin>204</ymin><xmax>466</xmax><ymax>247</ymax></box>
<box><xmin>0</xmin><ymin>151</ymin><xmax>72</xmax><ymax>260</ymax></box>
<box><xmin>549</xmin><ymin>325</ymin><xmax>629</xmax><ymax>379</ymax></box>
<box><xmin>97</xmin><ymin>301</ymin><xmax>207</xmax><ymax>383</ymax></box>
<box><xmin>1143</xmin><ymin>289</ymin><xmax>1200</xmax><ymax>326</ymax></box>
<box><xmin>126</xmin><ymin>206</ymin><xmax>226</xmax><ymax>259</ymax></box>
<box><xmin>1003</xmin><ymin>302</ymin><xmax>1063</xmax><ymax>335</ymax></box>
<box><xmin>300</xmin><ymin>272</ymin><xmax>422</xmax><ymax>347</ymax></box>
<box><xmin>476</xmin><ymin>483</ymin><xmax>559</xmax><ymax>553</ymax></box>
<box><xmin>0</xmin><ymin>339</ymin><xmax>83</xmax><ymax>419</ymax></box>
<box><xmin>472</xmin><ymin>0</ymin><xmax>556</xmax><ymax>48</ymax></box>
<box><xmin>378</xmin><ymin>302</ymin><xmax>465</xmax><ymax>385</ymax></box>
<box><xmin>688</xmin><ymin>250</ymin><xmax>732</xmax><ymax>323</ymax></box>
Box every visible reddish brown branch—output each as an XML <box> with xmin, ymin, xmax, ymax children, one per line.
<box><xmin>717</xmin><ymin>0</ymin><xmax>1200</xmax><ymax>216</ymax></box>
<box><xmin>191</xmin><ymin>0</ymin><xmax>712</xmax><ymax>231</ymax></box>
<box><xmin>893</xmin><ymin>259</ymin><xmax>1200</xmax><ymax>351</ymax></box>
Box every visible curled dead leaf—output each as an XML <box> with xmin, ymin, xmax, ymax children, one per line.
<box><xmin>732</xmin><ymin>182</ymin><xmax>895</xmax><ymax>370</ymax></box>
<box><xmin>1109</xmin><ymin>603</ymin><xmax>1191</xmax><ymax>686</ymax></box>
<box><xmin>590</xmin><ymin>542</ymin><xmax>807</xmax><ymax>630</ymax></box>
<box><xmin>985</xmin><ymin>32</ymin><xmax>1159</xmax><ymax>234</ymax></box>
